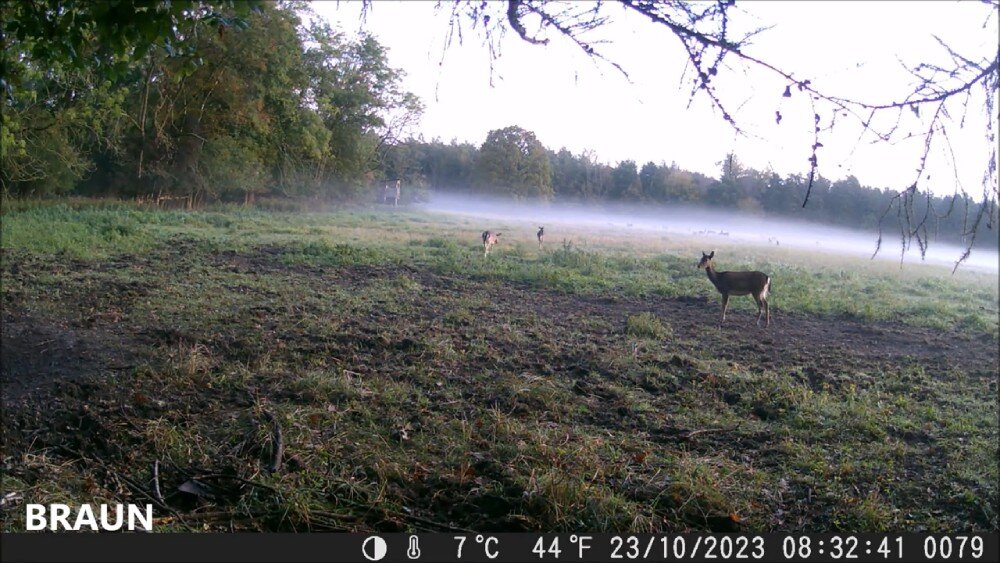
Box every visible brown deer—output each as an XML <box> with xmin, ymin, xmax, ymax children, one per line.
<box><xmin>697</xmin><ymin>251</ymin><xmax>771</xmax><ymax>327</ymax></box>
<box><xmin>482</xmin><ymin>231</ymin><xmax>501</xmax><ymax>256</ymax></box>
<box><xmin>536</xmin><ymin>226</ymin><xmax>545</xmax><ymax>248</ymax></box>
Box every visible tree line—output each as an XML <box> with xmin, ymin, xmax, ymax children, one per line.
<box><xmin>382</xmin><ymin>129</ymin><xmax>997</xmax><ymax>250</ymax></box>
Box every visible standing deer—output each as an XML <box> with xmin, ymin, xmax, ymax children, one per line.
<box><xmin>697</xmin><ymin>251</ymin><xmax>771</xmax><ymax>327</ymax></box>
<box><xmin>536</xmin><ymin>226</ymin><xmax>545</xmax><ymax>248</ymax></box>
<box><xmin>482</xmin><ymin>231</ymin><xmax>501</xmax><ymax>256</ymax></box>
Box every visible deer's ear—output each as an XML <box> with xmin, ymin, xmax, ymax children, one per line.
<box><xmin>709</xmin><ymin>251</ymin><xmax>715</xmax><ymax>258</ymax></box>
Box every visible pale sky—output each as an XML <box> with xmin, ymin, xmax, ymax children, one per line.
<box><xmin>312</xmin><ymin>1</ymin><xmax>998</xmax><ymax>198</ymax></box>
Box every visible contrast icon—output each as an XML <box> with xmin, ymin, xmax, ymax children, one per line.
<box><xmin>362</xmin><ymin>536</ymin><xmax>387</xmax><ymax>561</ymax></box>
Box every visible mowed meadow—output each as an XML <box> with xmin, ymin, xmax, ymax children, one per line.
<box><xmin>1</xmin><ymin>199</ymin><xmax>997</xmax><ymax>533</ymax></box>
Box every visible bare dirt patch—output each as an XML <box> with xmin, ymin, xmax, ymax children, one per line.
<box><xmin>1</xmin><ymin>314</ymin><xmax>138</xmax><ymax>404</ymax></box>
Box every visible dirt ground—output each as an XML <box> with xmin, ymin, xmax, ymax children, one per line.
<box><xmin>3</xmin><ymin>263</ymin><xmax>993</xmax><ymax>403</ymax></box>
<box><xmin>2</xmin><ymin>246</ymin><xmax>997</xmax><ymax>532</ymax></box>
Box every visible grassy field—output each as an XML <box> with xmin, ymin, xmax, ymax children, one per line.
<box><xmin>1</xmin><ymin>200</ymin><xmax>997</xmax><ymax>533</ymax></box>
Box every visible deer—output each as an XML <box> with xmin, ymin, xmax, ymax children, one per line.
<box><xmin>536</xmin><ymin>226</ymin><xmax>545</xmax><ymax>248</ymax></box>
<box><xmin>696</xmin><ymin>251</ymin><xmax>771</xmax><ymax>327</ymax></box>
<box><xmin>482</xmin><ymin>231</ymin><xmax>501</xmax><ymax>256</ymax></box>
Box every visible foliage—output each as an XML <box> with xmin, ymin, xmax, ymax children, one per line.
<box><xmin>1</xmin><ymin>1</ymin><xmax>260</xmax><ymax>90</ymax></box>
<box><xmin>475</xmin><ymin>125</ymin><xmax>553</xmax><ymax>199</ymax></box>
<box><xmin>1</xmin><ymin>1</ymin><xmax>421</xmax><ymax>202</ymax></box>
<box><xmin>1</xmin><ymin>47</ymin><xmax>130</xmax><ymax>196</ymax></box>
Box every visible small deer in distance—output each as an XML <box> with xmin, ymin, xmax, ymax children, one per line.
<box><xmin>697</xmin><ymin>251</ymin><xmax>771</xmax><ymax>327</ymax></box>
<box><xmin>482</xmin><ymin>230</ymin><xmax>501</xmax><ymax>256</ymax></box>
<box><xmin>537</xmin><ymin>226</ymin><xmax>545</xmax><ymax>249</ymax></box>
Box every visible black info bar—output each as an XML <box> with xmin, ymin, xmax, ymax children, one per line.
<box><xmin>1</xmin><ymin>533</ymin><xmax>997</xmax><ymax>563</ymax></box>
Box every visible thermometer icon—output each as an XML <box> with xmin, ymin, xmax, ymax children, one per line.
<box><xmin>407</xmin><ymin>535</ymin><xmax>421</xmax><ymax>559</ymax></box>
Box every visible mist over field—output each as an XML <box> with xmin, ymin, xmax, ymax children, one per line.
<box><xmin>420</xmin><ymin>191</ymin><xmax>999</xmax><ymax>273</ymax></box>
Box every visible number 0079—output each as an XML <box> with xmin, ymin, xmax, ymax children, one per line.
<box><xmin>923</xmin><ymin>536</ymin><xmax>984</xmax><ymax>559</ymax></box>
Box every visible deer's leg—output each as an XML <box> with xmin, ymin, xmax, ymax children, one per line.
<box><xmin>720</xmin><ymin>294</ymin><xmax>730</xmax><ymax>324</ymax></box>
<box><xmin>764</xmin><ymin>297</ymin><xmax>770</xmax><ymax>327</ymax></box>
<box><xmin>753</xmin><ymin>294</ymin><xmax>764</xmax><ymax>327</ymax></box>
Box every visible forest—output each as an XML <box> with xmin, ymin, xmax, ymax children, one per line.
<box><xmin>2</xmin><ymin>0</ymin><xmax>995</xmax><ymax>250</ymax></box>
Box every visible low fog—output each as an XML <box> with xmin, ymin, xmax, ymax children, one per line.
<box><xmin>418</xmin><ymin>192</ymin><xmax>999</xmax><ymax>273</ymax></box>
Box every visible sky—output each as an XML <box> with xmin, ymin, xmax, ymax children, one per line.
<box><xmin>311</xmin><ymin>1</ymin><xmax>999</xmax><ymax>198</ymax></box>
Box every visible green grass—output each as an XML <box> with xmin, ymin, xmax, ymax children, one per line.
<box><xmin>3</xmin><ymin>199</ymin><xmax>995</xmax><ymax>333</ymax></box>
<box><xmin>1</xmin><ymin>199</ymin><xmax>997</xmax><ymax>533</ymax></box>
<box><xmin>626</xmin><ymin>312</ymin><xmax>673</xmax><ymax>340</ymax></box>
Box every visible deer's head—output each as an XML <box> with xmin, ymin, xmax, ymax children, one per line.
<box><xmin>697</xmin><ymin>251</ymin><xmax>715</xmax><ymax>269</ymax></box>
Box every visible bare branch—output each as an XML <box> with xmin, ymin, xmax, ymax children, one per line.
<box><xmin>507</xmin><ymin>0</ymin><xmax>549</xmax><ymax>45</ymax></box>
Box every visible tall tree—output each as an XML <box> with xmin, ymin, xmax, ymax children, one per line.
<box><xmin>610</xmin><ymin>160</ymin><xmax>641</xmax><ymax>201</ymax></box>
<box><xmin>475</xmin><ymin>126</ymin><xmax>553</xmax><ymax>199</ymax></box>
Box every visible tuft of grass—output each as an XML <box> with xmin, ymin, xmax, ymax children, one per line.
<box><xmin>284</xmin><ymin>240</ymin><xmax>391</xmax><ymax>267</ymax></box>
<box><xmin>626</xmin><ymin>312</ymin><xmax>673</xmax><ymax>340</ymax></box>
